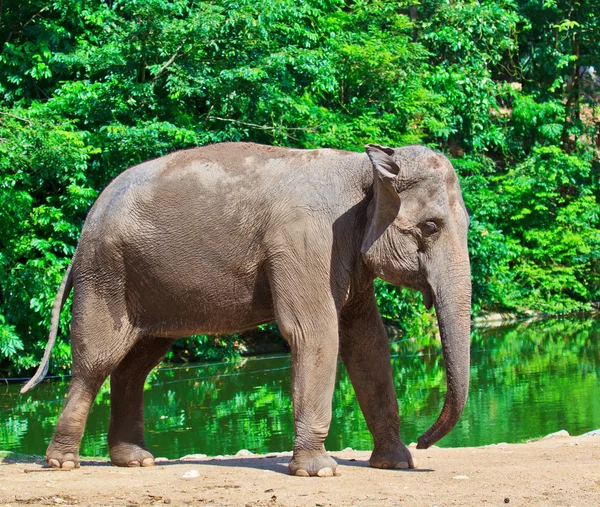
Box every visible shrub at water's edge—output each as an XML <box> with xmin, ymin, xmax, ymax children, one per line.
<box><xmin>1</xmin><ymin>0</ymin><xmax>599</xmax><ymax>375</ymax></box>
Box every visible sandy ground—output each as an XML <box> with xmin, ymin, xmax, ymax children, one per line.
<box><xmin>1</xmin><ymin>433</ymin><xmax>599</xmax><ymax>507</ymax></box>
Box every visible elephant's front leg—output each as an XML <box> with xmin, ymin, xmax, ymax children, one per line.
<box><xmin>340</xmin><ymin>287</ymin><xmax>414</xmax><ymax>470</ymax></box>
<box><xmin>270</xmin><ymin>260</ymin><xmax>340</xmax><ymax>476</ymax></box>
<box><xmin>286</xmin><ymin>319</ymin><xmax>340</xmax><ymax>477</ymax></box>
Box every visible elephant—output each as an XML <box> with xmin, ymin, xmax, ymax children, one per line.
<box><xmin>21</xmin><ymin>142</ymin><xmax>471</xmax><ymax>477</ymax></box>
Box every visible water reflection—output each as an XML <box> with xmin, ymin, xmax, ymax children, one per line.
<box><xmin>2</xmin><ymin>315</ymin><xmax>599</xmax><ymax>458</ymax></box>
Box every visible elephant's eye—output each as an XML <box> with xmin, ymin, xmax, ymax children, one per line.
<box><xmin>420</xmin><ymin>221</ymin><xmax>439</xmax><ymax>236</ymax></box>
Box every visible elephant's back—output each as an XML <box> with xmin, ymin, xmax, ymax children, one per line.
<box><xmin>70</xmin><ymin>142</ymin><xmax>361</xmax><ymax>336</ymax></box>
<box><xmin>84</xmin><ymin>142</ymin><xmax>356</xmax><ymax>231</ymax></box>
<box><xmin>158</xmin><ymin>142</ymin><xmax>311</xmax><ymax>176</ymax></box>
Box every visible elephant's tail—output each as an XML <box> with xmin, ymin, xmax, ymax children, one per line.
<box><xmin>20</xmin><ymin>262</ymin><xmax>74</xmax><ymax>394</ymax></box>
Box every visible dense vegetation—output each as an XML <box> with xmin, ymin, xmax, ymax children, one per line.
<box><xmin>1</xmin><ymin>0</ymin><xmax>599</xmax><ymax>376</ymax></box>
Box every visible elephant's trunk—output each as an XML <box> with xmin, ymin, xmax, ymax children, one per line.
<box><xmin>417</xmin><ymin>257</ymin><xmax>471</xmax><ymax>449</ymax></box>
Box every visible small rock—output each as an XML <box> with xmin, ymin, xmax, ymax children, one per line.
<box><xmin>543</xmin><ymin>430</ymin><xmax>570</xmax><ymax>439</ymax></box>
<box><xmin>341</xmin><ymin>447</ymin><xmax>353</xmax><ymax>452</ymax></box>
<box><xmin>182</xmin><ymin>469</ymin><xmax>200</xmax><ymax>479</ymax></box>
<box><xmin>180</xmin><ymin>454</ymin><xmax>207</xmax><ymax>460</ymax></box>
<box><xmin>163</xmin><ymin>499</ymin><xmax>171</xmax><ymax>505</ymax></box>
<box><xmin>235</xmin><ymin>449</ymin><xmax>253</xmax><ymax>457</ymax></box>
<box><xmin>408</xmin><ymin>442</ymin><xmax>417</xmax><ymax>448</ymax></box>
<box><xmin>155</xmin><ymin>457</ymin><xmax>169</xmax><ymax>463</ymax></box>
<box><xmin>264</xmin><ymin>489</ymin><xmax>274</xmax><ymax>493</ymax></box>
<box><xmin>452</xmin><ymin>475</ymin><xmax>469</xmax><ymax>480</ymax></box>
<box><xmin>504</xmin><ymin>499</ymin><xmax>510</xmax><ymax>504</ymax></box>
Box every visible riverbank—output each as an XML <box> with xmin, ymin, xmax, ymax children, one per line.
<box><xmin>1</xmin><ymin>432</ymin><xmax>598</xmax><ymax>506</ymax></box>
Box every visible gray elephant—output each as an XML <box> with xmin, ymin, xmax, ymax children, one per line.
<box><xmin>21</xmin><ymin>142</ymin><xmax>471</xmax><ymax>477</ymax></box>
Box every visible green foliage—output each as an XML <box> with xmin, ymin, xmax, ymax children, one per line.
<box><xmin>1</xmin><ymin>0</ymin><xmax>599</xmax><ymax>375</ymax></box>
<box><xmin>0</xmin><ymin>107</ymin><xmax>96</xmax><ymax>373</ymax></box>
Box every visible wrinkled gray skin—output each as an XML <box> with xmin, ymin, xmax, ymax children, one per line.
<box><xmin>21</xmin><ymin>142</ymin><xmax>471</xmax><ymax>477</ymax></box>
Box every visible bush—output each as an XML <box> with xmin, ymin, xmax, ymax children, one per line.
<box><xmin>1</xmin><ymin>0</ymin><xmax>598</xmax><ymax>375</ymax></box>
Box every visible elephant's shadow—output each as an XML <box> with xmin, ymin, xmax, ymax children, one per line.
<box><xmin>87</xmin><ymin>455</ymin><xmax>435</xmax><ymax>475</ymax></box>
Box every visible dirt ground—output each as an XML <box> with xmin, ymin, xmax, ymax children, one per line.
<box><xmin>1</xmin><ymin>433</ymin><xmax>598</xmax><ymax>507</ymax></box>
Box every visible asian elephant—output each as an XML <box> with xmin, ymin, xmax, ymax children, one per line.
<box><xmin>21</xmin><ymin>142</ymin><xmax>471</xmax><ymax>477</ymax></box>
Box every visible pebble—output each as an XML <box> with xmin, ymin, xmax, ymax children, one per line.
<box><xmin>452</xmin><ymin>475</ymin><xmax>469</xmax><ymax>480</ymax></box>
<box><xmin>235</xmin><ymin>449</ymin><xmax>253</xmax><ymax>457</ymax></box>
<box><xmin>180</xmin><ymin>454</ymin><xmax>207</xmax><ymax>460</ymax></box>
<box><xmin>182</xmin><ymin>469</ymin><xmax>200</xmax><ymax>479</ymax></box>
<box><xmin>155</xmin><ymin>457</ymin><xmax>169</xmax><ymax>463</ymax></box>
<box><xmin>543</xmin><ymin>430</ymin><xmax>570</xmax><ymax>439</ymax></box>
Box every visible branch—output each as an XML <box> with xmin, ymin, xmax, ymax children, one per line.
<box><xmin>23</xmin><ymin>6</ymin><xmax>49</xmax><ymax>28</ymax></box>
<box><xmin>206</xmin><ymin>116</ymin><xmax>315</xmax><ymax>132</ymax></box>
<box><xmin>151</xmin><ymin>45</ymin><xmax>184</xmax><ymax>82</ymax></box>
<box><xmin>0</xmin><ymin>111</ymin><xmax>33</xmax><ymax>125</ymax></box>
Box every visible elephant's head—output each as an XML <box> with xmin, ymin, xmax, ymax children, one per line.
<box><xmin>361</xmin><ymin>143</ymin><xmax>471</xmax><ymax>449</ymax></box>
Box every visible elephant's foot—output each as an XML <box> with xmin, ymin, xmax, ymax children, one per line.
<box><xmin>110</xmin><ymin>442</ymin><xmax>155</xmax><ymax>467</ymax></box>
<box><xmin>289</xmin><ymin>449</ymin><xmax>339</xmax><ymax>477</ymax></box>
<box><xmin>370</xmin><ymin>442</ymin><xmax>414</xmax><ymax>470</ymax></box>
<box><xmin>46</xmin><ymin>445</ymin><xmax>80</xmax><ymax>470</ymax></box>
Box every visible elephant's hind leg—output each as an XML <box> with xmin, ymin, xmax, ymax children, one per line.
<box><xmin>108</xmin><ymin>337</ymin><xmax>174</xmax><ymax>467</ymax></box>
<box><xmin>46</xmin><ymin>300</ymin><xmax>140</xmax><ymax>469</ymax></box>
<box><xmin>46</xmin><ymin>375</ymin><xmax>107</xmax><ymax>469</ymax></box>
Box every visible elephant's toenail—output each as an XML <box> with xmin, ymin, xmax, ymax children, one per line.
<box><xmin>295</xmin><ymin>469</ymin><xmax>310</xmax><ymax>477</ymax></box>
<box><xmin>395</xmin><ymin>462</ymin><xmax>409</xmax><ymax>469</ymax></box>
<box><xmin>128</xmin><ymin>460</ymin><xmax>141</xmax><ymax>467</ymax></box>
<box><xmin>381</xmin><ymin>463</ymin><xmax>388</xmax><ymax>469</ymax></box>
<box><xmin>317</xmin><ymin>467</ymin><xmax>333</xmax><ymax>477</ymax></box>
<box><xmin>48</xmin><ymin>459</ymin><xmax>60</xmax><ymax>469</ymax></box>
<box><xmin>62</xmin><ymin>461</ymin><xmax>76</xmax><ymax>470</ymax></box>
<box><xmin>141</xmin><ymin>458</ymin><xmax>155</xmax><ymax>467</ymax></box>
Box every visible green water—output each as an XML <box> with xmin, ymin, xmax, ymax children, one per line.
<box><xmin>2</xmin><ymin>316</ymin><xmax>599</xmax><ymax>458</ymax></box>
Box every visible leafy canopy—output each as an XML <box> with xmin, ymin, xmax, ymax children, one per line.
<box><xmin>1</xmin><ymin>0</ymin><xmax>598</xmax><ymax>374</ymax></box>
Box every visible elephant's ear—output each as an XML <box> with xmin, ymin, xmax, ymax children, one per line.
<box><xmin>361</xmin><ymin>144</ymin><xmax>401</xmax><ymax>254</ymax></box>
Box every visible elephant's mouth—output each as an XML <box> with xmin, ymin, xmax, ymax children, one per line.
<box><xmin>420</xmin><ymin>284</ymin><xmax>434</xmax><ymax>310</ymax></box>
